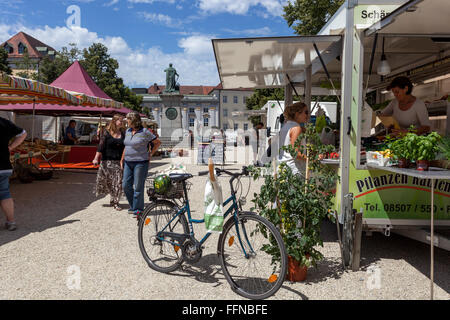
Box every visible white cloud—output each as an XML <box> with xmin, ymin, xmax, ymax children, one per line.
<box><xmin>104</xmin><ymin>0</ymin><xmax>119</xmax><ymax>7</ymax></box>
<box><xmin>127</xmin><ymin>0</ymin><xmax>175</xmax><ymax>3</ymax></box>
<box><xmin>0</xmin><ymin>24</ymin><xmax>219</xmax><ymax>87</ymax></box>
<box><xmin>138</xmin><ymin>12</ymin><xmax>181</xmax><ymax>28</ymax></box>
<box><xmin>223</xmin><ymin>26</ymin><xmax>272</xmax><ymax>36</ymax></box>
<box><xmin>178</xmin><ymin>35</ymin><xmax>214</xmax><ymax>58</ymax></box>
<box><xmin>197</xmin><ymin>0</ymin><xmax>287</xmax><ymax>17</ymax></box>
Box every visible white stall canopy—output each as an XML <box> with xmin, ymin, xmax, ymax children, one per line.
<box><xmin>212</xmin><ymin>35</ymin><xmax>342</xmax><ymax>89</ymax></box>
<box><xmin>365</xmin><ymin>0</ymin><xmax>450</xmax><ymax>37</ymax></box>
<box><xmin>363</xmin><ymin>0</ymin><xmax>450</xmax><ymax>90</ymax></box>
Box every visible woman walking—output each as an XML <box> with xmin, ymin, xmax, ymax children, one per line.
<box><xmin>92</xmin><ymin>114</ymin><xmax>125</xmax><ymax>211</ymax></box>
<box><xmin>121</xmin><ymin>112</ymin><xmax>161</xmax><ymax>215</ymax></box>
<box><xmin>278</xmin><ymin>102</ymin><xmax>309</xmax><ymax>176</ymax></box>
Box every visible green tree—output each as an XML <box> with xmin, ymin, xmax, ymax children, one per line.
<box><xmin>80</xmin><ymin>43</ymin><xmax>143</xmax><ymax>112</ymax></box>
<box><xmin>0</xmin><ymin>47</ymin><xmax>12</xmax><ymax>75</ymax></box>
<box><xmin>38</xmin><ymin>43</ymin><xmax>81</xmax><ymax>84</ymax></box>
<box><xmin>246</xmin><ymin>88</ymin><xmax>285</xmax><ymax>111</ymax></box>
<box><xmin>283</xmin><ymin>0</ymin><xmax>345</xmax><ymax>35</ymax></box>
<box><xmin>38</xmin><ymin>42</ymin><xmax>143</xmax><ymax>112</ymax></box>
<box><xmin>245</xmin><ymin>88</ymin><xmax>285</xmax><ymax>126</ymax></box>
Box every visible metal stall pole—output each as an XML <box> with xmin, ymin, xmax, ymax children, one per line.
<box><xmin>430</xmin><ymin>178</ymin><xmax>435</xmax><ymax>300</ymax></box>
<box><xmin>31</xmin><ymin>97</ymin><xmax>36</xmax><ymax>144</ymax></box>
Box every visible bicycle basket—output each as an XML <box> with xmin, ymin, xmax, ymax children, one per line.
<box><xmin>146</xmin><ymin>174</ymin><xmax>187</xmax><ymax>199</ymax></box>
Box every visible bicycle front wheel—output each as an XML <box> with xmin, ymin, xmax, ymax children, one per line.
<box><xmin>138</xmin><ymin>200</ymin><xmax>189</xmax><ymax>273</ymax></box>
<box><xmin>218</xmin><ymin>212</ymin><xmax>287</xmax><ymax>300</ymax></box>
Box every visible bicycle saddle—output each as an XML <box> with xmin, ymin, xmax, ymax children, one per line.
<box><xmin>169</xmin><ymin>173</ymin><xmax>193</xmax><ymax>182</ymax></box>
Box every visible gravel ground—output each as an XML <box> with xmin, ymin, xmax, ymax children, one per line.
<box><xmin>0</xmin><ymin>154</ymin><xmax>449</xmax><ymax>300</ymax></box>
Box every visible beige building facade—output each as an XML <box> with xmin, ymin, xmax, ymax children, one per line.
<box><xmin>209</xmin><ymin>86</ymin><xmax>255</xmax><ymax>131</ymax></box>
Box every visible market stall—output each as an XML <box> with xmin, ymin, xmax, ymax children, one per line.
<box><xmin>212</xmin><ymin>0</ymin><xmax>450</xmax><ymax>300</ymax></box>
<box><xmin>0</xmin><ymin>61</ymin><xmax>130</xmax><ymax>167</ymax></box>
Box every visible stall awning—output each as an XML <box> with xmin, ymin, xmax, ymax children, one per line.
<box><xmin>365</xmin><ymin>0</ymin><xmax>450</xmax><ymax>37</ymax></box>
<box><xmin>212</xmin><ymin>35</ymin><xmax>342</xmax><ymax>89</ymax></box>
<box><xmin>0</xmin><ymin>71</ymin><xmax>81</xmax><ymax>105</ymax></box>
<box><xmin>0</xmin><ymin>61</ymin><xmax>127</xmax><ymax>115</ymax></box>
<box><xmin>363</xmin><ymin>0</ymin><xmax>450</xmax><ymax>89</ymax></box>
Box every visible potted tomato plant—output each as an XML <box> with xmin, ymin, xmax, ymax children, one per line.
<box><xmin>250</xmin><ymin>124</ymin><xmax>338</xmax><ymax>281</ymax></box>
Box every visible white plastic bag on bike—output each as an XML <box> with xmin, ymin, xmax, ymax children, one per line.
<box><xmin>204</xmin><ymin>174</ymin><xmax>224</xmax><ymax>233</ymax></box>
<box><xmin>160</xmin><ymin>164</ymin><xmax>187</xmax><ymax>175</ymax></box>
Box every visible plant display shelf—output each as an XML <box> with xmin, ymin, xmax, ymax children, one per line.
<box><xmin>367</xmin><ymin>163</ymin><xmax>450</xmax><ymax>300</ymax></box>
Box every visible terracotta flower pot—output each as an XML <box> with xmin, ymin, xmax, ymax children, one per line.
<box><xmin>416</xmin><ymin>160</ymin><xmax>429</xmax><ymax>171</ymax></box>
<box><xmin>286</xmin><ymin>255</ymin><xmax>308</xmax><ymax>282</ymax></box>
<box><xmin>397</xmin><ymin>158</ymin><xmax>410</xmax><ymax>168</ymax></box>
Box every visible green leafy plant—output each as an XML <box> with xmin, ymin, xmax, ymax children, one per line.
<box><xmin>250</xmin><ymin>124</ymin><xmax>339</xmax><ymax>268</ymax></box>
<box><xmin>387</xmin><ymin>130</ymin><xmax>442</xmax><ymax>163</ymax></box>
<box><xmin>414</xmin><ymin>132</ymin><xmax>442</xmax><ymax>161</ymax></box>
<box><xmin>387</xmin><ymin>132</ymin><xmax>417</xmax><ymax>161</ymax></box>
<box><xmin>437</xmin><ymin>136</ymin><xmax>450</xmax><ymax>161</ymax></box>
<box><xmin>315</xmin><ymin>115</ymin><xmax>327</xmax><ymax>134</ymax></box>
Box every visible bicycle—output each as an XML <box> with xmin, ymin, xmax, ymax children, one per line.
<box><xmin>137</xmin><ymin>164</ymin><xmax>288</xmax><ymax>300</ymax></box>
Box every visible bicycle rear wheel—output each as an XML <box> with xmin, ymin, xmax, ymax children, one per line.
<box><xmin>218</xmin><ymin>212</ymin><xmax>287</xmax><ymax>300</ymax></box>
<box><xmin>138</xmin><ymin>200</ymin><xmax>189</xmax><ymax>273</ymax></box>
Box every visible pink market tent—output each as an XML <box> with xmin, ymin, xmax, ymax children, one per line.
<box><xmin>0</xmin><ymin>61</ymin><xmax>134</xmax><ymax>116</ymax></box>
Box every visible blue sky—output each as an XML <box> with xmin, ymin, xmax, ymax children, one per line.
<box><xmin>0</xmin><ymin>0</ymin><xmax>295</xmax><ymax>88</ymax></box>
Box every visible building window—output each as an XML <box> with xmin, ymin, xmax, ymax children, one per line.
<box><xmin>189</xmin><ymin>118</ymin><xmax>195</xmax><ymax>127</ymax></box>
<box><xmin>204</xmin><ymin>118</ymin><xmax>209</xmax><ymax>127</ymax></box>
<box><xmin>223</xmin><ymin>108</ymin><xmax>228</xmax><ymax>117</ymax></box>
<box><xmin>244</xmin><ymin>123</ymin><xmax>248</xmax><ymax>131</ymax></box>
<box><xmin>223</xmin><ymin>95</ymin><xmax>227</xmax><ymax>103</ymax></box>
<box><xmin>18</xmin><ymin>43</ymin><xmax>27</xmax><ymax>54</ymax></box>
<box><xmin>233</xmin><ymin>96</ymin><xmax>238</xmax><ymax>104</ymax></box>
<box><xmin>223</xmin><ymin>124</ymin><xmax>228</xmax><ymax>130</ymax></box>
<box><xmin>243</xmin><ymin>96</ymin><xmax>248</xmax><ymax>104</ymax></box>
<box><xmin>3</xmin><ymin>43</ymin><xmax>13</xmax><ymax>54</ymax></box>
<box><xmin>189</xmin><ymin>108</ymin><xmax>195</xmax><ymax>113</ymax></box>
<box><xmin>203</xmin><ymin>107</ymin><xmax>209</xmax><ymax>113</ymax></box>
<box><xmin>234</xmin><ymin>123</ymin><xmax>238</xmax><ymax>130</ymax></box>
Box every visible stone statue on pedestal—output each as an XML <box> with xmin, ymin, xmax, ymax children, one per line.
<box><xmin>164</xmin><ymin>63</ymin><xmax>179</xmax><ymax>93</ymax></box>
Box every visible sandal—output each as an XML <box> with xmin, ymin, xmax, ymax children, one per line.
<box><xmin>113</xmin><ymin>204</ymin><xmax>122</xmax><ymax>211</ymax></box>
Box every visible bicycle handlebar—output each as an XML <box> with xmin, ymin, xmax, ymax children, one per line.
<box><xmin>198</xmin><ymin>166</ymin><xmax>249</xmax><ymax>178</ymax></box>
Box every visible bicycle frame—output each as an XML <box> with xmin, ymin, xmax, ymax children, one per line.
<box><xmin>156</xmin><ymin>176</ymin><xmax>256</xmax><ymax>257</ymax></box>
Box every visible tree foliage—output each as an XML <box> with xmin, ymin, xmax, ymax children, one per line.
<box><xmin>0</xmin><ymin>47</ymin><xmax>12</xmax><ymax>75</ymax></box>
<box><xmin>283</xmin><ymin>0</ymin><xmax>345</xmax><ymax>35</ymax></box>
<box><xmin>38</xmin><ymin>42</ymin><xmax>143</xmax><ymax>113</ymax></box>
<box><xmin>245</xmin><ymin>88</ymin><xmax>285</xmax><ymax>125</ymax></box>
<box><xmin>245</xmin><ymin>88</ymin><xmax>284</xmax><ymax>111</ymax></box>
<box><xmin>250</xmin><ymin>124</ymin><xmax>338</xmax><ymax>267</ymax></box>
<box><xmin>38</xmin><ymin>43</ymin><xmax>81</xmax><ymax>83</ymax></box>
<box><xmin>81</xmin><ymin>43</ymin><xmax>143</xmax><ymax>112</ymax></box>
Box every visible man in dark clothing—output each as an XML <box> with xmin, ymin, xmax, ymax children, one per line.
<box><xmin>0</xmin><ymin>117</ymin><xmax>27</xmax><ymax>231</ymax></box>
<box><xmin>64</xmin><ymin>120</ymin><xmax>78</xmax><ymax>145</ymax></box>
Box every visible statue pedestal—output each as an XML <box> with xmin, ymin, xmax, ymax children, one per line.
<box><xmin>159</xmin><ymin>93</ymin><xmax>184</xmax><ymax>139</ymax></box>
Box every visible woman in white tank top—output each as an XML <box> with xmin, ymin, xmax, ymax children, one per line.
<box><xmin>278</xmin><ymin>102</ymin><xmax>309</xmax><ymax>175</ymax></box>
<box><xmin>379</xmin><ymin>76</ymin><xmax>431</xmax><ymax>136</ymax></box>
